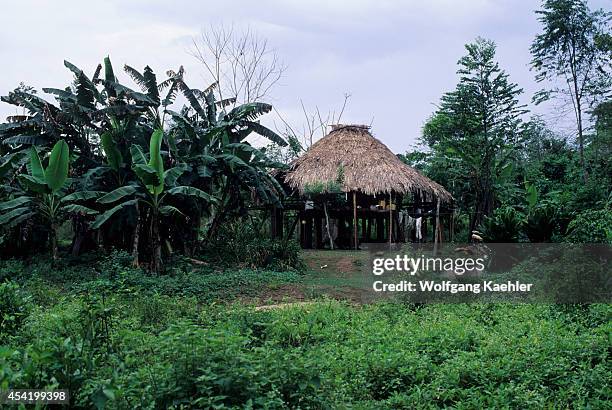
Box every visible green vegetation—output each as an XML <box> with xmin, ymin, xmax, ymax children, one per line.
<box><xmin>0</xmin><ymin>58</ymin><xmax>287</xmax><ymax>270</ymax></box>
<box><xmin>0</xmin><ymin>260</ymin><xmax>610</xmax><ymax>408</ymax></box>
<box><xmin>0</xmin><ymin>0</ymin><xmax>610</xmax><ymax>408</ymax></box>
<box><xmin>401</xmin><ymin>0</ymin><xmax>611</xmax><ymax>243</ymax></box>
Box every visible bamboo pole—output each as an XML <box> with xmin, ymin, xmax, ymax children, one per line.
<box><xmin>353</xmin><ymin>191</ymin><xmax>358</xmax><ymax>250</ymax></box>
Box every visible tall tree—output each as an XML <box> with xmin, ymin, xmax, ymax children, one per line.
<box><xmin>422</xmin><ymin>37</ymin><xmax>527</xmax><ymax>234</ymax></box>
<box><xmin>530</xmin><ymin>0</ymin><xmax>611</xmax><ymax>181</ymax></box>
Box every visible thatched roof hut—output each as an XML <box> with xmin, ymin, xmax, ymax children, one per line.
<box><xmin>284</xmin><ymin>124</ymin><xmax>452</xmax><ymax>203</ymax></box>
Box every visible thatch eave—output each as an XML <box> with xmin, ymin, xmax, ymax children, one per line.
<box><xmin>283</xmin><ymin>124</ymin><xmax>453</xmax><ymax>203</ymax></box>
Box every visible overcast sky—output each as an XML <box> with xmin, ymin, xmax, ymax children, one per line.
<box><xmin>1</xmin><ymin>0</ymin><xmax>609</xmax><ymax>153</ymax></box>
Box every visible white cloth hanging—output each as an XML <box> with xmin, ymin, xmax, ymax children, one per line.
<box><xmin>415</xmin><ymin>217</ymin><xmax>422</xmax><ymax>240</ymax></box>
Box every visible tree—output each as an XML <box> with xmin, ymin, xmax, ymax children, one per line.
<box><xmin>0</xmin><ymin>56</ymin><xmax>288</xmax><ymax>266</ymax></box>
<box><xmin>422</xmin><ymin>37</ymin><xmax>527</xmax><ymax>234</ymax></box>
<box><xmin>530</xmin><ymin>0</ymin><xmax>612</xmax><ymax>181</ymax></box>
<box><xmin>190</xmin><ymin>25</ymin><xmax>286</xmax><ymax>106</ymax></box>
<box><xmin>92</xmin><ymin>129</ymin><xmax>213</xmax><ymax>272</ymax></box>
<box><xmin>0</xmin><ymin>140</ymin><xmax>99</xmax><ymax>260</ymax></box>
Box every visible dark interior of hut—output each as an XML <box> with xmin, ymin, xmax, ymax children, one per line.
<box><xmin>269</xmin><ymin>190</ymin><xmax>454</xmax><ymax>250</ymax></box>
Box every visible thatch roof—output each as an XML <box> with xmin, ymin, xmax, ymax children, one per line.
<box><xmin>284</xmin><ymin>124</ymin><xmax>453</xmax><ymax>203</ymax></box>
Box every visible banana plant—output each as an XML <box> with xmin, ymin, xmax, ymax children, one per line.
<box><xmin>92</xmin><ymin>129</ymin><xmax>214</xmax><ymax>272</ymax></box>
<box><xmin>0</xmin><ymin>140</ymin><xmax>99</xmax><ymax>259</ymax></box>
<box><xmin>165</xmin><ymin>92</ymin><xmax>288</xmax><ymax>241</ymax></box>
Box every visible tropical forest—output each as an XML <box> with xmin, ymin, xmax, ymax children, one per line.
<box><xmin>0</xmin><ymin>0</ymin><xmax>610</xmax><ymax>408</ymax></box>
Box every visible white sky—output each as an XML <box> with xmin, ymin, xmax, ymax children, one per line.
<box><xmin>1</xmin><ymin>0</ymin><xmax>609</xmax><ymax>152</ymax></box>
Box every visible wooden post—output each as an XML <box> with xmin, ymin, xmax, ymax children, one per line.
<box><xmin>433</xmin><ymin>199</ymin><xmax>440</xmax><ymax>256</ymax></box>
<box><xmin>389</xmin><ymin>192</ymin><xmax>392</xmax><ymax>245</ymax></box>
<box><xmin>353</xmin><ymin>191</ymin><xmax>358</xmax><ymax>250</ymax></box>
<box><xmin>299</xmin><ymin>212</ymin><xmax>306</xmax><ymax>248</ymax></box>
<box><xmin>450</xmin><ymin>208</ymin><xmax>455</xmax><ymax>242</ymax></box>
<box><xmin>323</xmin><ymin>201</ymin><xmax>334</xmax><ymax>250</ymax></box>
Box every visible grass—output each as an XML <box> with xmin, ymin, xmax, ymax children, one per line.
<box><xmin>1</xmin><ymin>251</ymin><xmax>610</xmax><ymax>408</ymax></box>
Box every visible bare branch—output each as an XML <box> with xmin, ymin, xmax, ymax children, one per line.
<box><xmin>189</xmin><ymin>24</ymin><xmax>286</xmax><ymax>106</ymax></box>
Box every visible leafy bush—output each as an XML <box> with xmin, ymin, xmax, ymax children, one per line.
<box><xmin>72</xmin><ymin>267</ymin><xmax>299</xmax><ymax>302</ymax></box>
<box><xmin>207</xmin><ymin>218</ymin><xmax>305</xmax><ymax>271</ymax></box>
<box><xmin>0</xmin><ymin>259</ymin><xmax>26</xmax><ymax>283</ymax></box>
<box><xmin>480</xmin><ymin>206</ymin><xmax>524</xmax><ymax>242</ymax></box>
<box><xmin>524</xmin><ymin>204</ymin><xmax>558</xmax><ymax>242</ymax></box>
<box><xmin>0</xmin><ymin>282</ymin><xmax>31</xmax><ymax>343</ymax></box>
<box><xmin>1</xmin><ymin>299</ymin><xmax>610</xmax><ymax>408</ymax></box>
<box><xmin>566</xmin><ymin>209</ymin><xmax>612</xmax><ymax>243</ymax></box>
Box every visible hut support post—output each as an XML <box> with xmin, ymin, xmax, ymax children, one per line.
<box><xmin>353</xmin><ymin>191</ymin><xmax>358</xmax><ymax>250</ymax></box>
<box><xmin>433</xmin><ymin>199</ymin><xmax>440</xmax><ymax>256</ymax></box>
<box><xmin>450</xmin><ymin>208</ymin><xmax>455</xmax><ymax>242</ymax></box>
<box><xmin>323</xmin><ymin>201</ymin><xmax>334</xmax><ymax>250</ymax></box>
<box><xmin>305</xmin><ymin>217</ymin><xmax>313</xmax><ymax>249</ymax></box>
<box><xmin>376</xmin><ymin>215</ymin><xmax>384</xmax><ymax>242</ymax></box>
<box><xmin>389</xmin><ymin>192</ymin><xmax>392</xmax><ymax>246</ymax></box>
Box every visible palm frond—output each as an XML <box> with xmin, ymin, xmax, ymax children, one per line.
<box><xmin>243</xmin><ymin>121</ymin><xmax>287</xmax><ymax>146</ymax></box>
<box><xmin>123</xmin><ymin>65</ymin><xmax>147</xmax><ymax>90</ymax></box>
<box><xmin>226</xmin><ymin>102</ymin><xmax>272</xmax><ymax>121</ymax></box>
<box><xmin>92</xmin><ymin>199</ymin><xmax>138</xmax><ymax>229</ymax></box>
<box><xmin>142</xmin><ymin>66</ymin><xmax>160</xmax><ymax>105</ymax></box>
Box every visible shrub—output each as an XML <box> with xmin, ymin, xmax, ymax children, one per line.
<box><xmin>0</xmin><ymin>259</ymin><xmax>26</xmax><ymax>283</ymax></box>
<box><xmin>73</xmin><ymin>267</ymin><xmax>299</xmax><ymax>302</ymax></box>
<box><xmin>2</xmin><ymin>300</ymin><xmax>610</xmax><ymax>408</ymax></box>
<box><xmin>0</xmin><ymin>282</ymin><xmax>31</xmax><ymax>343</ymax></box>
<box><xmin>207</xmin><ymin>218</ymin><xmax>305</xmax><ymax>271</ymax></box>
<box><xmin>566</xmin><ymin>209</ymin><xmax>612</xmax><ymax>243</ymax></box>
<box><xmin>480</xmin><ymin>206</ymin><xmax>524</xmax><ymax>242</ymax></box>
<box><xmin>524</xmin><ymin>204</ymin><xmax>558</xmax><ymax>242</ymax></box>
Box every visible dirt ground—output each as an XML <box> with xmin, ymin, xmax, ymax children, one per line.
<box><xmin>247</xmin><ymin>250</ymin><xmax>368</xmax><ymax>306</ymax></box>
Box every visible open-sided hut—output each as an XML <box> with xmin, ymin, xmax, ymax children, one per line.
<box><xmin>277</xmin><ymin>124</ymin><xmax>453</xmax><ymax>249</ymax></box>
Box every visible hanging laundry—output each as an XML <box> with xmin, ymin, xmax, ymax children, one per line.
<box><xmin>415</xmin><ymin>217</ymin><xmax>422</xmax><ymax>240</ymax></box>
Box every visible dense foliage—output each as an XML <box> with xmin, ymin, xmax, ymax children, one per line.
<box><xmin>0</xmin><ymin>2</ymin><xmax>610</xmax><ymax>408</ymax></box>
<box><xmin>0</xmin><ymin>264</ymin><xmax>609</xmax><ymax>409</ymax></box>
<box><xmin>403</xmin><ymin>2</ymin><xmax>611</xmax><ymax>242</ymax></box>
<box><xmin>0</xmin><ymin>58</ymin><xmax>288</xmax><ymax>271</ymax></box>
<box><xmin>530</xmin><ymin>0</ymin><xmax>611</xmax><ymax>179</ymax></box>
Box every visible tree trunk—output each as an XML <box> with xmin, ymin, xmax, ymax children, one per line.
<box><xmin>132</xmin><ymin>203</ymin><xmax>140</xmax><ymax>267</ymax></box>
<box><xmin>51</xmin><ymin>222</ymin><xmax>59</xmax><ymax>261</ymax></box>
<box><xmin>151</xmin><ymin>209</ymin><xmax>162</xmax><ymax>273</ymax></box>
<box><xmin>469</xmin><ymin>178</ymin><xmax>494</xmax><ymax>237</ymax></box>
<box><xmin>323</xmin><ymin>201</ymin><xmax>334</xmax><ymax>250</ymax></box>
<box><xmin>206</xmin><ymin>184</ymin><xmax>229</xmax><ymax>242</ymax></box>
<box><xmin>71</xmin><ymin>215</ymin><xmax>84</xmax><ymax>257</ymax></box>
<box><xmin>575</xmin><ymin>94</ymin><xmax>588</xmax><ymax>183</ymax></box>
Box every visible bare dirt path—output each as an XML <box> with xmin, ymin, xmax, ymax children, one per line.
<box><xmin>250</xmin><ymin>250</ymin><xmax>367</xmax><ymax>308</ymax></box>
